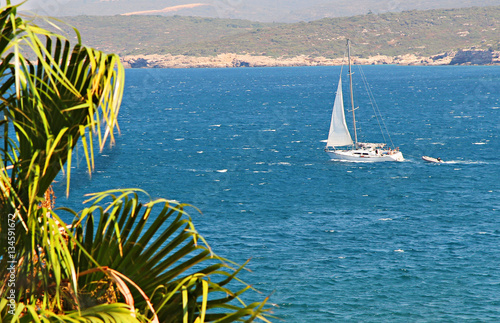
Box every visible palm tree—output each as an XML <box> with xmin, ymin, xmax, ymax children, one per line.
<box><xmin>0</xmin><ymin>2</ymin><xmax>271</xmax><ymax>322</ymax></box>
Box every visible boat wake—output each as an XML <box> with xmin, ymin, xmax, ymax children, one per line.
<box><xmin>418</xmin><ymin>159</ymin><xmax>488</xmax><ymax>165</ymax></box>
<box><xmin>441</xmin><ymin>160</ymin><xmax>488</xmax><ymax>165</ymax></box>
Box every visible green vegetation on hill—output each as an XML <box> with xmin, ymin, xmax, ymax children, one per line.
<box><xmin>57</xmin><ymin>6</ymin><xmax>500</xmax><ymax>58</ymax></box>
<box><xmin>55</xmin><ymin>15</ymin><xmax>279</xmax><ymax>56</ymax></box>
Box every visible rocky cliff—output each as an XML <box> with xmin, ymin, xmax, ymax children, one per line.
<box><xmin>121</xmin><ymin>50</ymin><xmax>500</xmax><ymax>68</ymax></box>
<box><xmin>449</xmin><ymin>50</ymin><xmax>495</xmax><ymax>65</ymax></box>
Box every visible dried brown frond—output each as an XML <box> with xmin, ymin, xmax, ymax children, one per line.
<box><xmin>40</xmin><ymin>185</ymin><xmax>56</xmax><ymax>210</ymax></box>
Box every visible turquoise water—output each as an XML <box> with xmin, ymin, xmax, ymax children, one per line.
<box><xmin>56</xmin><ymin>66</ymin><xmax>500</xmax><ymax>322</ymax></box>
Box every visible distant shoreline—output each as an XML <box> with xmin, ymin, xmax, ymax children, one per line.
<box><xmin>121</xmin><ymin>50</ymin><xmax>500</xmax><ymax>68</ymax></box>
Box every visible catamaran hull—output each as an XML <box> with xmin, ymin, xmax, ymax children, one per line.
<box><xmin>327</xmin><ymin>150</ymin><xmax>404</xmax><ymax>162</ymax></box>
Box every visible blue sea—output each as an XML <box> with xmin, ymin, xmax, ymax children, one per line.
<box><xmin>55</xmin><ymin>66</ymin><xmax>500</xmax><ymax>322</ymax></box>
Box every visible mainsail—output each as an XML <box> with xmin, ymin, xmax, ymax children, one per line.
<box><xmin>326</xmin><ymin>76</ymin><xmax>353</xmax><ymax>147</ymax></box>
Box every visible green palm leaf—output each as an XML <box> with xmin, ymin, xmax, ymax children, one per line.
<box><xmin>1</xmin><ymin>1</ymin><xmax>123</xmax><ymax>314</ymax></box>
<box><xmin>1</xmin><ymin>4</ymin><xmax>124</xmax><ymax>218</ymax></box>
<box><xmin>64</xmin><ymin>189</ymin><xmax>271</xmax><ymax>322</ymax></box>
<box><xmin>1</xmin><ymin>299</ymin><xmax>141</xmax><ymax>322</ymax></box>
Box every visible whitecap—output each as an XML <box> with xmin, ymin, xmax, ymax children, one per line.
<box><xmin>379</xmin><ymin>218</ymin><xmax>393</xmax><ymax>221</ymax></box>
<box><xmin>472</xmin><ymin>142</ymin><xmax>486</xmax><ymax>145</ymax></box>
<box><xmin>216</xmin><ymin>169</ymin><xmax>228</xmax><ymax>173</ymax></box>
<box><xmin>394</xmin><ymin>249</ymin><xmax>404</xmax><ymax>253</ymax></box>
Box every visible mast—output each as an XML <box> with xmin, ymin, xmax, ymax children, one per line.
<box><xmin>347</xmin><ymin>39</ymin><xmax>358</xmax><ymax>145</ymax></box>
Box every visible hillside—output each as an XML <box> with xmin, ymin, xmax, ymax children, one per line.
<box><xmin>165</xmin><ymin>6</ymin><xmax>500</xmax><ymax>58</ymax></box>
<box><xmin>54</xmin><ymin>15</ymin><xmax>277</xmax><ymax>56</ymax></box>
<box><xmin>50</xmin><ymin>6</ymin><xmax>500</xmax><ymax>66</ymax></box>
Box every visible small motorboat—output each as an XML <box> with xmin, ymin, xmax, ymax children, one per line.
<box><xmin>422</xmin><ymin>156</ymin><xmax>444</xmax><ymax>163</ymax></box>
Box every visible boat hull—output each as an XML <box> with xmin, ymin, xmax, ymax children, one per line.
<box><xmin>326</xmin><ymin>149</ymin><xmax>404</xmax><ymax>162</ymax></box>
<box><xmin>422</xmin><ymin>156</ymin><xmax>443</xmax><ymax>163</ymax></box>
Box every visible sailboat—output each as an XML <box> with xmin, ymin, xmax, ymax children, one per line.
<box><xmin>325</xmin><ymin>40</ymin><xmax>404</xmax><ymax>162</ymax></box>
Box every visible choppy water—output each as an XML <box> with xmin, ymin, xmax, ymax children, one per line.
<box><xmin>55</xmin><ymin>66</ymin><xmax>500</xmax><ymax>322</ymax></box>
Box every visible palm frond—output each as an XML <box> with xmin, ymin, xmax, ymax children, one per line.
<box><xmin>63</xmin><ymin>189</ymin><xmax>271</xmax><ymax>322</ymax></box>
<box><xmin>0</xmin><ymin>4</ymin><xmax>124</xmax><ymax>218</ymax></box>
<box><xmin>0</xmin><ymin>2</ymin><xmax>123</xmax><ymax>316</ymax></box>
<box><xmin>1</xmin><ymin>300</ymin><xmax>142</xmax><ymax>323</ymax></box>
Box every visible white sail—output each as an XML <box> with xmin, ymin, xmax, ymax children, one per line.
<box><xmin>326</xmin><ymin>76</ymin><xmax>353</xmax><ymax>147</ymax></box>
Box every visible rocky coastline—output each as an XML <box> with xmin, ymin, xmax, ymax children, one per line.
<box><xmin>121</xmin><ymin>50</ymin><xmax>500</xmax><ymax>68</ymax></box>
